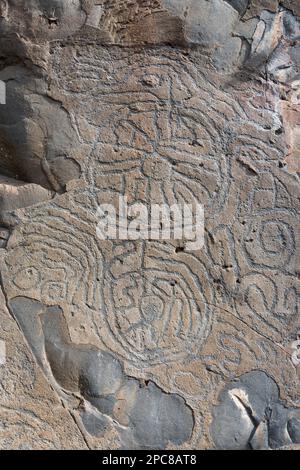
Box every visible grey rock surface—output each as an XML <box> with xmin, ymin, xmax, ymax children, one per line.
<box><xmin>212</xmin><ymin>371</ymin><xmax>300</xmax><ymax>449</ymax></box>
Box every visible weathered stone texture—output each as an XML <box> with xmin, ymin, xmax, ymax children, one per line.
<box><xmin>0</xmin><ymin>0</ymin><xmax>299</xmax><ymax>450</ymax></box>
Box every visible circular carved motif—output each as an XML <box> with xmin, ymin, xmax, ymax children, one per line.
<box><xmin>101</xmin><ymin>245</ymin><xmax>214</xmax><ymax>365</ymax></box>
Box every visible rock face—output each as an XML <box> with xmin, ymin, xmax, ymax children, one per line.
<box><xmin>0</xmin><ymin>0</ymin><xmax>299</xmax><ymax>450</ymax></box>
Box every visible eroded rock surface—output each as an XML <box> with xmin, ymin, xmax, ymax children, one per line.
<box><xmin>0</xmin><ymin>288</ymin><xmax>88</xmax><ymax>449</ymax></box>
<box><xmin>0</xmin><ymin>0</ymin><xmax>299</xmax><ymax>450</ymax></box>
<box><xmin>212</xmin><ymin>371</ymin><xmax>300</xmax><ymax>449</ymax></box>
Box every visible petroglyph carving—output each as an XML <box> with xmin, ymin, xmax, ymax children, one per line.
<box><xmin>212</xmin><ymin>371</ymin><xmax>300</xmax><ymax>449</ymax></box>
<box><xmin>0</xmin><ymin>0</ymin><xmax>299</xmax><ymax>451</ymax></box>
